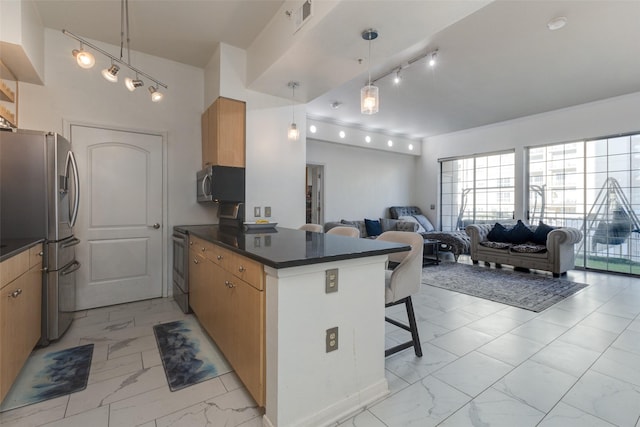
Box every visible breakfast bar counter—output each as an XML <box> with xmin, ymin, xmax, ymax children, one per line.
<box><xmin>176</xmin><ymin>225</ymin><xmax>408</xmax><ymax>427</ymax></box>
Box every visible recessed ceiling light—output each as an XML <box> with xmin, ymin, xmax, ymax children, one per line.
<box><xmin>387</xmin><ymin>140</ymin><xmax>393</xmax><ymax>147</ymax></box>
<box><xmin>339</xmin><ymin>131</ymin><xmax>346</xmax><ymax>138</ymax></box>
<box><xmin>309</xmin><ymin>125</ymin><xmax>317</xmax><ymax>133</ymax></box>
<box><xmin>547</xmin><ymin>16</ymin><xmax>567</xmax><ymax>31</ymax></box>
<box><xmin>408</xmin><ymin>144</ymin><xmax>414</xmax><ymax>151</ymax></box>
<box><xmin>365</xmin><ymin>135</ymin><xmax>371</xmax><ymax>143</ymax></box>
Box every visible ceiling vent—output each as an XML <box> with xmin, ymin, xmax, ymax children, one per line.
<box><xmin>293</xmin><ymin>0</ymin><xmax>313</xmax><ymax>33</ymax></box>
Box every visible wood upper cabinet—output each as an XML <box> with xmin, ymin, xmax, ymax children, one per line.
<box><xmin>201</xmin><ymin>97</ymin><xmax>246</xmax><ymax>168</ymax></box>
<box><xmin>0</xmin><ymin>243</ymin><xmax>43</xmax><ymax>403</ymax></box>
<box><xmin>187</xmin><ymin>236</ymin><xmax>265</xmax><ymax>407</ymax></box>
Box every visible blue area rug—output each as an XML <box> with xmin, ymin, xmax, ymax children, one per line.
<box><xmin>0</xmin><ymin>344</ymin><xmax>94</xmax><ymax>412</ymax></box>
<box><xmin>422</xmin><ymin>262</ymin><xmax>588</xmax><ymax>312</ymax></box>
<box><xmin>153</xmin><ymin>318</ymin><xmax>232</xmax><ymax>392</ymax></box>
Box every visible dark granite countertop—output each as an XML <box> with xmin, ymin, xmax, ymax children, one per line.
<box><xmin>0</xmin><ymin>238</ymin><xmax>44</xmax><ymax>262</ymax></box>
<box><xmin>175</xmin><ymin>225</ymin><xmax>410</xmax><ymax>269</ymax></box>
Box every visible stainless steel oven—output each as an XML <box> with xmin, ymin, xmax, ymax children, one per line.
<box><xmin>172</xmin><ymin>227</ymin><xmax>190</xmax><ymax>313</ymax></box>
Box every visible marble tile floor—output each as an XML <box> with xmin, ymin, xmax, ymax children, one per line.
<box><xmin>1</xmin><ymin>257</ymin><xmax>639</xmax><ymax>427</ymax></box>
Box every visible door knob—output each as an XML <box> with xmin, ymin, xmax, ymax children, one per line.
<box><xmin>151</xmin><ymin>223</ymin><xmax>160</xmax><ymax>229</ymax></box>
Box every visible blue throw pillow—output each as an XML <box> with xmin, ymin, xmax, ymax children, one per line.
<box><xmin>531</xmin><ymin>221</ymin><xmax>555</xmax><ymax>245</ymax></box>
<box><xmin>364</xmin><ymin>218</ymin><xmax>382</xmax><ymax>237</ymax></box>
<box><xmin>487</xmin><ymin>223</ymin><xmax>509</xmax><ymax>242</ymax></box>
<box><xmin>505</xmin><ymin>220</ymin><xmax>534</xmax><ymax>244</ymax></box>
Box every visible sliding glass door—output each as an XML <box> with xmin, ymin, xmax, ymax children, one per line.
<box><xmin>527</xmin><ymin>134</ymin><xmax>640</xmax><ymax>275</ymax></box>
<box><xmin>440</xmin><ymin>151</ymin><xmax>515</xmax><ymax>231</ymax></box>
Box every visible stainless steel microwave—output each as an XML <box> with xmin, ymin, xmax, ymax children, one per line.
<box><xmin>196</xmin><ymin>165</ymin><xmax>245</xmax><ymax>203</ymax></box>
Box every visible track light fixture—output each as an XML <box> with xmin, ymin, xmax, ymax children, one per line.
<box><xmin>287</xmin><ymin>81</ymin><xmax>300</xmax><ymax>141</ymax></box>
<box><xmin>370</xmin><ymin>48</ymin><xmax>440</xmax><ymax>86</ymax></box>
<box><xmin>62</xmin><ymin>0</ymin><xmax>167</xmax><ymax>102</ymax></box>
<box><xmin>72</xmin><ymin>46</ymin><xmax>95</xmax><ymax>69</ymax></box>
<box><xmin>125</xmin><ymin>76</ymin><xmax>144</xmax><ymax>91</ymax></box>
<box><xmin>361</xmin><ymin>28</ymin><xmax>379</xmax><ymax>115</ymax></box>
<box><xmin>429</xmin><ymin>50</ymin><xmax>438</xmax><ymax>67</ymax></box>
<box><xmin>149</xmin><ymin>86</ymin><xmax>163</xmax><ymax>102</ymax></box>
<box><xmin>102</xmin><ymin>63</ymin><xmax>120</xmax><ymax>82</ymax></box>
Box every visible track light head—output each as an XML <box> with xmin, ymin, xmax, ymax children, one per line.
<box><xmin>429</xmin><ymin>50</ymin><xmax>438</xmax><ymax>68</ymax></box>
<box><xmin>393</xmin><ymin>69</ymin><xmax>402</xmax><ymax>85</ymax></box>
<box><xmin>72</xmin><ymin>48</ymin><xmax>95</xmax><ymax>69</ymax></box>
<box><xmin>125</xmin><ymin>77</ymin><xmax>144</xmax><ymax>91</ymax></box>
<box><xmin>148</xmin><ymin>86</ymin><xmax>164</xmax><ymax>102</ymax></box>
<box><xmin>101</xmin><ymin>64</ymin><xmax>120</xmax><ymax>82</ymax></box>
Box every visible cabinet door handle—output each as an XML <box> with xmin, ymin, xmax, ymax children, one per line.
<box><xmin>238</xmin><ymin>265</ymin><xmax>245</xmax><ymax>272</ymax></box>
<box><xmin>38</xmin><ymin>251</ymin><xmax>44</xmax><ymax>257</ymax></box>
<box><xmin>217</xmin><ymin>255</ymin><xmax>223</xmax><ymax>260</ymax></box>
<box><xmin>193</xmin><ymin>259</ymin><xmax>199</xmax><ymax>264</ymax></box>
<box><xmin>189</xmin><ymin>241</ymin><xmax>193</xmax><ymax>246</ymax></box>
<box><xmin>225</xmin><ymin>280</ymin><xmax>235</xmax><ymax>288</ymax></box>
<box><xmin>9</xmin><ymin>289</ymin><xmax>22</xmax><ymax>298</ymax></box>
<box><xmin>201</xmin><ymin>247</ymin><xmax>206</xmax><ymax>252</ymax></box>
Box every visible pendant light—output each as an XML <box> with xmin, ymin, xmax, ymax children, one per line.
<box><xmin>361</xmin><ymin>29</ymin><xmax>379</xmax><ymax>115</ymax></box>
<box><xmin>287</xmin><ymin>81</ymin><xmax>300</xmax><ymax>141</ymax></box>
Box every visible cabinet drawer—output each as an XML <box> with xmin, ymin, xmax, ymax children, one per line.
<box><xmin>0</xmin><ymin>250</ymin><xmax>29</xmax><ymax>289</ymax></box>
<box><xmin>230</xmin><ymin>253</ymin><xmax>264</xmax><ymax>290</ymax></box>
<box><xmin>29</xmin><ymin>244</ymin><xmax>44</xmax><ymax>269</ymax></box>
<box><xmin>190</xmin><ymin>236</ymin><xmax>215</xmax><ymax>259</ymax></box>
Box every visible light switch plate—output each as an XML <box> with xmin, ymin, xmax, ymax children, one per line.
<box><xmin>254</xmin><ymin>207</ymin><xmax>261</xmax><ymax>217</ymax></box>
<box><xmin>265</xmin><ymin>206</ymin><xmax>271</xmax><ymax>217</ymax></box>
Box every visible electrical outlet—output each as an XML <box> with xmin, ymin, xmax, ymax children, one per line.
<box><xmin>326</xmin><ymin>327</ymin><xmax>338</xmax><ymax>352</ymax></box>
<box><xmin>254</xmin><ymin>207</ymin><xmax>261</xmax><ymax>217</ymax></box>
<box><xmin>265</xmin><ymin>206</ymin><xmax>271</xmax><ymax>217</ymax></box>
<box><xmin>325</xmin><ymin>268</ymin><xmax>338</xmax><ymax>293</ymax></box>
<box><xmin>430</xmin><ymin>204</ymin><xmax>436</xmax><ymax>210</ymax></box>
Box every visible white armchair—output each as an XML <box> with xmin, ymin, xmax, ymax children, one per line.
<box><xmin>298</xmin><ymin>224</ymin><xmax>323</xmax><ymax>233</ymax></box>
<box><xmin>326</xmin><ymin>226</ymin><xmax>360</xmax><ymax>238</ymax></box>
<box><xmin>376</xmin><ymin>231</ymin><xmax>424</xmax><ymax>357</ymax></box>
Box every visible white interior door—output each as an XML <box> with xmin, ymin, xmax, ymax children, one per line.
<box><xmin>71</xmin><ymin>125</ymin><xmax>163</xmax><ymax>310</ymax></box>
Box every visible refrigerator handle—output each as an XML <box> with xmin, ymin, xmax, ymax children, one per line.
<box><xmin>202</xmin><ymin>174</ymin><xmax>211</xmax><ymax>197</ymax></box>
<box><xmin>67</xmin><ymin>151</ymin><xmax>80</xmax><ymax>228</ymax></box>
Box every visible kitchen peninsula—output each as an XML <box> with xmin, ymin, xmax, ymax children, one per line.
<box><xmin>177</xmin><ymin>225</ymin><xmax>409</xmax><ymax>427</ymax></box>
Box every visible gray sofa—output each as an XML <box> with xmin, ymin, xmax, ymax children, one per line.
<box><xmin>465</xmin><ymin>223</ymin><xmax>583</xmax><ymax>277</ymax></box>
<box><xmin>324</xmin><ymin>218</ymin><xmax>418</xmax><ymax>238</ymax></box>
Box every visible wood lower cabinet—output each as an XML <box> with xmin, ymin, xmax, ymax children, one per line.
<box><xmin>188</xmin><ymin>236</ymin><xmax>265</xmax><ymax>406</ymax></box>
<box><xmin>201</xmin><ymin>97</ymin><xmax>246</xmax><ymax>168</ymax></box>
<box><xmin>0</xmin><ymin>243</ymin><xmax>43</xmax><ymax>403</ymax></box>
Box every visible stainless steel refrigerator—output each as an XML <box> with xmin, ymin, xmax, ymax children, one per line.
<box><xmin>0</xmin><ymin>129</ymin><xmax>80</xmax><ymax>344</ymax></box>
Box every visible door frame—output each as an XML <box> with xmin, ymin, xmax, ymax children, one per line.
<box><xmin>305</xmin><ymin>163</ymin><xmax>325</xmax><ymax>225</ymax></box>
<box><xmin>63</xmin><ymin>119</ymin><xmax>169</xmax><ymax>298</ymax></box>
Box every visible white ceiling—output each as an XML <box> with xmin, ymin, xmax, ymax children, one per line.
<box><xmin>33</xmin><ymin>0</ymin><xmax>640</xmax><ymax>140</ymax></box>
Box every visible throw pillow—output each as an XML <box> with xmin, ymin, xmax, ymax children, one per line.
<box><xmin>505</xmin><ymin>220</ymin><xmax>534</xmax><ymax>244</ymax></box>
<box><xmin>364</xmin><ymin>218</ymin><xmax>383</xmax><ymax>237</ymax></box>
<box><xmin>487</xmin><ymin>223</ymin><xmax>509</xmax><ymax>242</ymax></box>
<box><xmin>531</xmin><ymin>221</ymin><xmax>555</xmax><ymax>245</ymax></box>
<box><xmin>413</xmin><ymin>214</ymin><xmax>435</xmax><ymax>232</ymax></box>
<box><xmin>398</xmin><ymin>215</ymin><xmax>426</xmax><ymax>233</ymax></box>
<box><xmin>379</xmin><ymin>218</ymin><xmax>400</xmax><ymax>232</ymax></box>
<box><xmin>341</xmin><ymin>220</ymin><xmax>366</xmax><ymax>238</ymax></box>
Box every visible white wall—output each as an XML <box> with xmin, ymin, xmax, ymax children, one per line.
<box><xmin>245</xmin><ymin>91</ymin><xmax>306</xmax><ymax>227</ymax></box>
<box><xmin>17</xmin><ymin>29</ymin><xmax>217</xmax><ymax>295</ymax></box>
<box><xmin>416</xmin><ymin>91</ymin><xmax>640</xmax><ymax>226</ymax></box>
<box><xmin>307</xmin><ymin>139</ymin><xmax>418</xmax><ymax>222</ymax></box>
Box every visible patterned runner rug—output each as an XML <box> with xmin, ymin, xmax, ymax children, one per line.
<box><xmin>422</xmin><ymin>262</ymin><xmax>588</xmax><ymax>312</ymax></box>
<box><xmin>0</xmin><ymin>344</ymin><xmax>94</xmax><ymax>413</ymax></box>
<box><xmin>153</xmin><ymin>318</ymin><xmax>232</xmax><ymax>392</ymax></box>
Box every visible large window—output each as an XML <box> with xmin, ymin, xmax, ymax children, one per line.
<box><xmin>440</xmin><ymin>151</ymin><xmax>515</xmax><ymax>231</ymax></box>
<box><xmin>527</xmin><ymin>134</ymin><xmax>640</xmax><ymax>275</ymax></box>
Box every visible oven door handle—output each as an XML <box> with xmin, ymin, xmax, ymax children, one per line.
<box><xmin>60</xmin><ymin>260</ymin><xmax>81</xmax><ymax>276</ymax></box>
